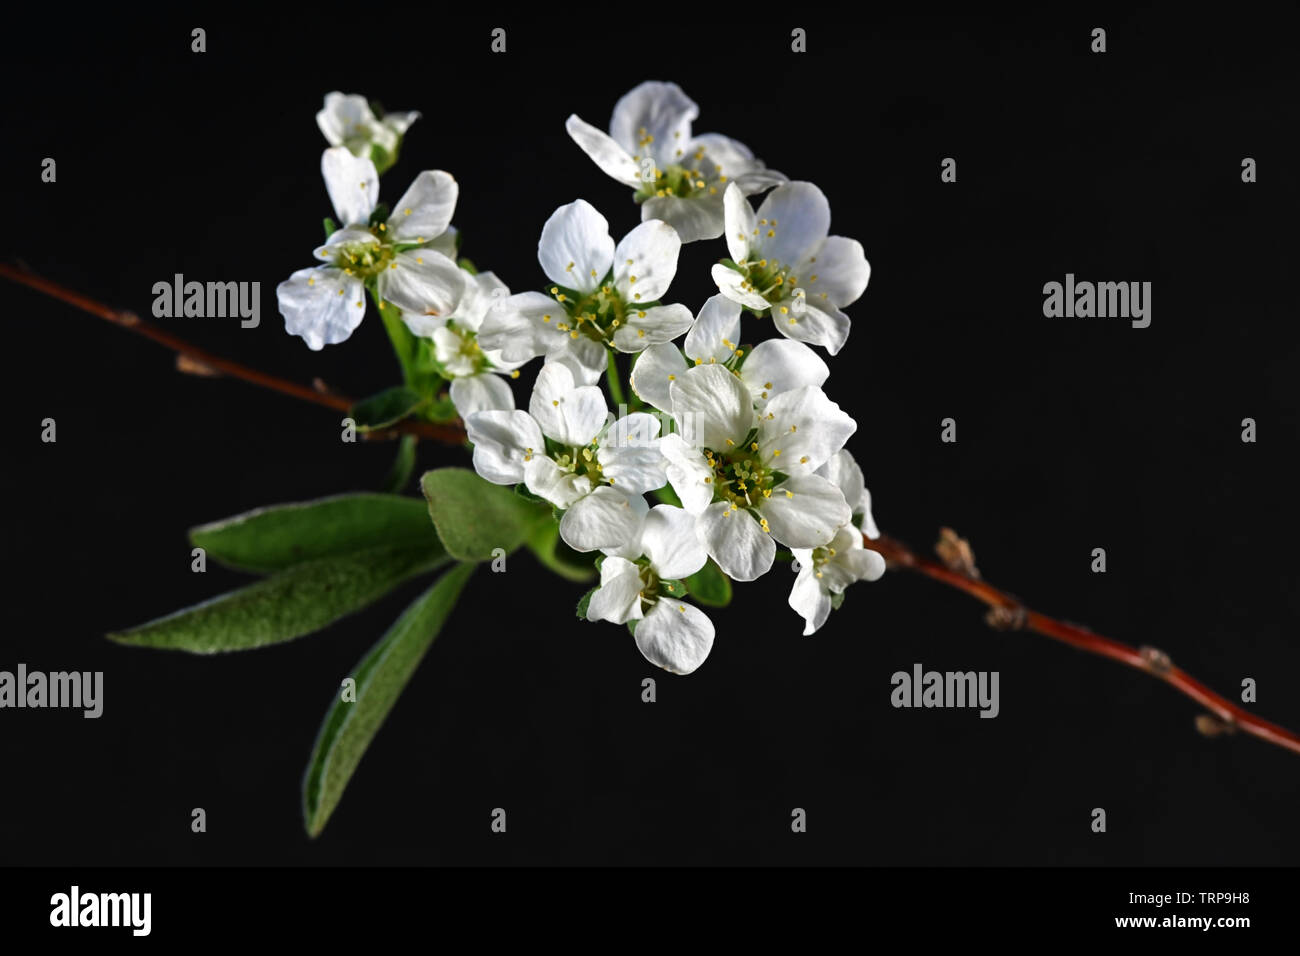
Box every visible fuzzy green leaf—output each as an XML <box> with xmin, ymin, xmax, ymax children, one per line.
<box><xmin>189</xmin><ymin>493</ymin><xmax>435</xmax><ymax>574</ymax></box>
<box><xmin>108</xmin><ymin>544</ymin><xmax>446</xmax><ymax>653</ymax></box>
<box><xmin>302</xmin><ymin>562</ymin><xmax>474</xmax><ymax>838</ymax></box>
<box><xmin>421</xmin><ymin>467</ymin><xmax>549</xmax><ymax>561</ymax></box>
<box><xmin>527</xmin><ymin>520</ymin><xmax>596</xmax><ymax>583</ymax></box>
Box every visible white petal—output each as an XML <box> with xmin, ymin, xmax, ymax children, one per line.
<box><xmin>477</xmin><ymin>291</ymin><xmax>560</xmax><ymax>364</ymax></box>
<box><xmin>759</xmin><ymin>473</ymin><xmax>850</xmax><ymax>549</ymax></box>
<box><xmin>754</xmin><ymin>181</ymin><xmax>830</xmax><ymax>267</ymax></box>
<box><xmin>640</xmin><ymin>504</ymin><xmax>707</xmax><ymax>580</ymax></box>
<box><xmin>525</xmin><ymin>456</ymin><xmax>592</xmax><ymax>508</ymax></box>
<box><xmin>722</xmin><ymin>181</ymin><xmax>757</xmax><ymax>264</ymax></box>
<box><xmin>629</xmin><ymin>343</ymin><xmax>686</xmax><ymax>414</ymax></box>
<box><xmin>789</xmin><ymin>567</ymin><xmax>832</xmax><ymax>636</ymax></box>
<box><xmin>321</xmin><ymin>146</ymin><xmax>378</xmax><ymax>226</ymax></box>
<box><xmin>669</xmin><ymin>364</ymin><xmax>754</xmax><ymax>452</ymax></box>
<box><xmin>464</xmin><ymin>410</ymin><xmax>544</xmax><ymax>485</ymax></box>
<box><xmin>277</xmin><ymin>268</ymin><xmax>366</xmax><ymax>351</ymax></box>
<box><xmin>381</xmin><ymin>110</ymin><xmax>420</xmax><ymax>137</ymax></box>
<box><xmin>450</xmin><ymin>271</ymin><xmax>510</xmax><ymax>333</ymax></box>
<box><xmin>317</xmin><ymin>93</ymin><xmax>376</xmax><ymax>149</ymax></box>
<box><xmin>609</xmin><ymin>81</ymin><xmax>698</xmax><ymax>163</ymax></box>
<box><xmin>697</xmin><ymin>502</ymin><xmax>775</xmax><ymax>582</ymax></box>
<box><xmin>586</xmin><ymin>556</ymin><xmax>645</xmax><ymax>624</ymax></box>
<box><xmin>683</xmin><ymin>293</ymin><xmax>742</xmax><ymax>364</ymax></box>
<box><xmin>796</xmin><ymin>235</ymin><xmax>869</xmax><ymax>308</ymax></box>
<box><xmin>433</xmin><ymin>326</ymin><xmax>475</xmax><ymax>377</ymax></box>
<box><xmin>840</xmin><ymin>546</ymin><xmax>887</xmax><ymax>585</ymax></box>
<box><xmin>739</xmin><ymin>339</ymin><xmax>829</xmax><ymax>410</ymax></box>
<box><xmin>450</xmin><ymin>374</ymin><xmax>514</xmax><ymax>418</ymax></box>
<box><xmin>545</xmin><ymin>336</ymin><xmax>608</xmax><ymax>386</ymax></box>
<box><xmin>772</xmin><ymin>292</ymin><xmax>852</xmax><ymax>354</ymax></box>
<box><xmin>658</xmin><ymin>433</ymin><xmax>715</xmax><ymax>514</ymax></box>
<box><xmin>375</xmin><ymin>249</ymin><xmax>465</xmax><ymax>320</ymax></box>
<box><xmin>603</xmin><ymin>411</ymin><xmax>662</xmax><ymax>447</ymax></box>
<box><xmin>529</xmin><ymin>363</ymin><xmax>608</xmax><ymax>446</ymax></box>
<box><xmin>538</xmin><ymin>199</ymin><xmax>613</xmax><ymax>295</ymax></box>
<box><xmin>858</xmin><ymin>484</ymin><xmax>881</xmax><ymax>540</ymax></box>
<box><xmin>640</xmin><ymin>193</ymin><xmax>725</xmax><ymax>244</ymax></box>
<box><xmin>711</xmin><ymin>262</ymin><xmax>770</xmax><ymax>311</ymax></box>
<box><xmin>565</xmin><ymin>114</ymin><xmax>642</xmax><ymax>187</ymax></box>
<box><xmin>734</xmin><ymin>168</ymin><xmax>790</xmax><ymax>194</ymax></box>
<box><xmin>612</xmin><ymin>303</ymin><xmax>693</xmax><ymax>352</ymax></box>
<box><xmin>634</xmin><ymin>599</ymin><xmax>714</xmax><ymax>675</ymax></box>
<box><xmin>559</xmin><ymin>486</ymin><xmax>649</xmax><ymax>552</ymax></box>
<box><xmin>758</xmin><ymin>386</ymin><xmax>856</xmax><ymax>475</ymax></box>
<box><xmin>597</xmin><ymin>443</ymin><xmax>666</xmax><ymax>495</ymax></box>
<box><xmin>387</xmin><ymin>170</ymin><xmax>458</xmax><ymax>244</ymax></box>
<box><xmin>613</xmin><ymin>219</ymin><xmax>681</xmax><ymax>303</ymax></box>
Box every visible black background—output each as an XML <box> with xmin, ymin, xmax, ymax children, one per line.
<box><xmin>2</xmin><ymin>9</ymin><xmax>1297</xmax><ymax>869</ymax></box>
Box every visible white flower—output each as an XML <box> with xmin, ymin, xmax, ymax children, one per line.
<box><xmin>659</xmin><ymin>364</ymin><xmax>856</xmax><ymax>581</ymax></box>
<box><xmin>629</xmin><ymin>293</ymin><xmax>829</xmax><ymax>415</ymax></box>
<box><xmin>586</xmin><ymin>505</ymin><xmax>714</xmax><ymax>675</ymax></box>
<box><xmin>788</xmin><ymin>524</ymin><xmax>886</xmax><ymax>636</ymax></box>
<box><xmin>316</xmin><ymin>92</ymin><xmax>419</xmax><ymax>169</ymax></box>
<box><xmin>566</xmin><ymin>81</ymin><xmax>785</xmax><ymax>243</ymax></box>
<box><xmin>711</xmin><ymin>181</ymin><xmax>870</xmax><ymax>356</ymax></box>
<box><xmin>478</xmin><ymin>199</ymin><xmax>692</xmax><ymax>384</ymax></box>
<box><xmin>428</xmin><ymin>271</ymin><xmax>524</xmax><ymax>418</ymax></box>
<box><xmin>276</xmin><ymin>147</ymin><xmax>465</xmax><ymax>350</ymax></box>
<box><xmin>464</xmin><ymin>363</ymin><xmax>667</xmax><ymax>552</ymax></box>
<box><xmin>818</xmin><ymin>449</ymin><xmax>880</xmax><ymax>540</ymax></box>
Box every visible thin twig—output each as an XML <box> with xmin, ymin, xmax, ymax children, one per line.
<box><xmin>861</xmin><ymin>532</ymin><xmax>1300</xmax><ymax>757</ymax></box>
<box><xmin>6</xmin><ymin>263</ymin><xmax>1298</xmax><ymax>757</ymax></box>
<box><xmin>0</xmin><ymin>263</ymin><xmax>467</xmax><ymax>444</ymax></box>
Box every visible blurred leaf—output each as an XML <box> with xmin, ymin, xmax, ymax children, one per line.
<box><xmin>349</xmin><ymin>386</ymin><xmax>426</xmax><ymax>431</ymax></box>
<box><xmin>302</xmin><ymin>562</ymin><xmax>474</xmax><ymax>838</ymax></box>
<box><xmin>190</xmin><ymin>493</ymin><xmax>435</xmax><ymax>574</ymax></box>
<box><xmin>382</xmin><ymin>435</ymin><xmax>418</xmax><ymax>493</ymax></box>
<box><xmin>420</xmin><ymin>467</ymin><xmax>548</xmax><ymax>561</ymax></box>
<box><xmin>685</xmin><ymin>559</ymin><xmax>732</xmax><ymax>607</ymax></box>
<box><xmin>526</xmin><ymin>520</ymin><xmax>596</xmax><ymax>582</ymax></box>
<box><xmin>108</xmin><ymin>544</ymin><xmax>445</xmax><ymax>653</ymax></box>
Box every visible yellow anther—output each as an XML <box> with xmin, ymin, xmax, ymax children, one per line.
<box><xmin>510</xmin><ymin>370</ymin><xmax>520</xmax><ymax>379</ymax></box>
<box><xmin>790</xmin><ymin>425</ymin><xmax>797</xmax><ymax>432</ymax></box>
<box><xmin>773</xmin><ymin>449</ymin><xmax>781</xmax><ymax>457</ymax></box>
<box><xmin>404</xmin><ymin>208</ymin><xmax>412</xmax><ymax>215</ymax></box>
<box><xmin>638</xmin><ymin>310</ymin><xmax>646</xmax><ymax>318</ymax></box>
<box><xmin>307</xmin><ymin>277</ymin><xmax>315</xmax><ymax>286</ymax></box>
<box><xmin>725</xmin><ymin>438</ymin><xmax>735</xmax><ymax>446</ymax></box>
<box><xmin>767</xmin><ymin>229</ymin><xmax>775</xmax><ymax>237</ymax></box>
<box><xmin>750</xmin><ymin>442</ymin><xmax>758</xmax><ymax>451</ymax></box>
<box><xmin>542</xmin><ymin>315</ymin><xmax>551</xmax><ymax>323</ymax></box>
<box><xmin>667</xmin><ymin>374</ymin><xmax>676</xmax><ymax>381</ymax></box>
<box><xmin>566</xmin><ymin>261</ymin><xmax>574</xmax><ymax>272</ymax></box>
<box><xmin>780</xmin><ymin>306</ymin><xmax>789</xmax><ymax>314</ymax></box>
<box><xmin>800</xmin><ymin>456</ymin><xmax>809</xmax><ymax>464</ymax></box>
<box><xmin>785</xmin><ymin>490</ymin><xmax>794</xmax><ymax>498</ymax></box>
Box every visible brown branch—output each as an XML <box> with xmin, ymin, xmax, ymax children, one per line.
<box><xmin>0</xmin><ymin>263</ymin><xmax>467</xmax><ymax>444</ymax></box>
<box><xmin>862</xmin><ymin>531</ymin><xmax>1300</xmax><ymax>757</ymax></box>
<box><xmin>7</xmin><ymin>263</ymin><xmax>1297</xmax><ymax>757</ymax></box>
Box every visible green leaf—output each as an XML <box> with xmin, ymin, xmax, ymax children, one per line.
<box><xmin>190</xmin><ymin>493</ymin><xmax>435</xmax><ymax>573</ymax></box>
<box><xmin>349</xmin><ymin>386</ymin><xmax>427</xmax><ymax>431</ymax></box>
<box><xmin>302</xmin><ymin>563</ymin><xmax>474</xmax><ymax>838</ymax></box>
<box><xmin>108</xmin><ymin>544</ymin><xmax>446</xmax><ymax>653</ymax></box>
<box><xmin>527</xmin><ymin>520</ymin><xmax>596</xmax><ymax>583</ymax></box>
<box><xmin>684</xmin><ymin>559</ymin><xmax>732</xmax><ymax>607</ymax></box>
<box><xmin>382</xmin><ymin>435</ymin><xmax>418</xmax><ymax>493</ymax></box>
<box><xmin>421</xmin><ymin>467</ymin><xmax>549</xmax><ymax>561</ymax></box>
<box><xmin>323</xmin><ymin>217</ymin><xmax>338</xmax><ymax>239</ymax></box>
<box><xmin>575</xmin><ymin>585</ymin><xmax>598</xmax><ymax>619</ymax></box>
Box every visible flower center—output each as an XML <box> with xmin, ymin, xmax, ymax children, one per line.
<box><xmin>332</xmin><ymin>237</ymin><xmax>394</xmax><ymax>281</ymax></box>
<box><xmin>542</xmin><ymin>280</ymin><xmax>637</xmax><ymax>346</ymax></box>
<box><xmin>702</xmin><ymin>437</ymin><xmax>782</xmax><ymax>517</ymax></box>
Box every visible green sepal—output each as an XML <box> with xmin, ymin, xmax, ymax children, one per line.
<box><xmin>323</xmin><ymin>217</ymin><xmax>338</xmax><ymax>239</ymax></box>
<box><xmin>575</xmin><ymin>586</ymin><xmax>598</xmax><ymax>620</ymax></box>
<box><xmin>458</xmin><ymin>257</ymin><xmax>478</xmax><ymax>276</ymax></box>
<box><xmin>830</xmin><ymin>590</ymin><xmax>846</xmax><ymax>611</ymax></box>
<box><xmin>526</xmin><ymin>520</ymin><xmax>597</xmax><ymax>583</ymax></box>
<box><xmin>684</xmin><ymin>559</ymin><xmax>732</xmax><ymax>607</ymax></box>
<box><xmin>658</xmin><ymin>578</ymin><xmax>688</xmax><ymax>600</ymax></box>
<box><xmin>368</xmin><ymin>202</ymin><xmax>391</xmax><ymax>228</ymax></box>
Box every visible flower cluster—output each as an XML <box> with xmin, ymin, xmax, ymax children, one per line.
<box><xmin>277</xmin><ymin>83</ymin><xmax>882</xmax><ymax>674</ymax></box>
